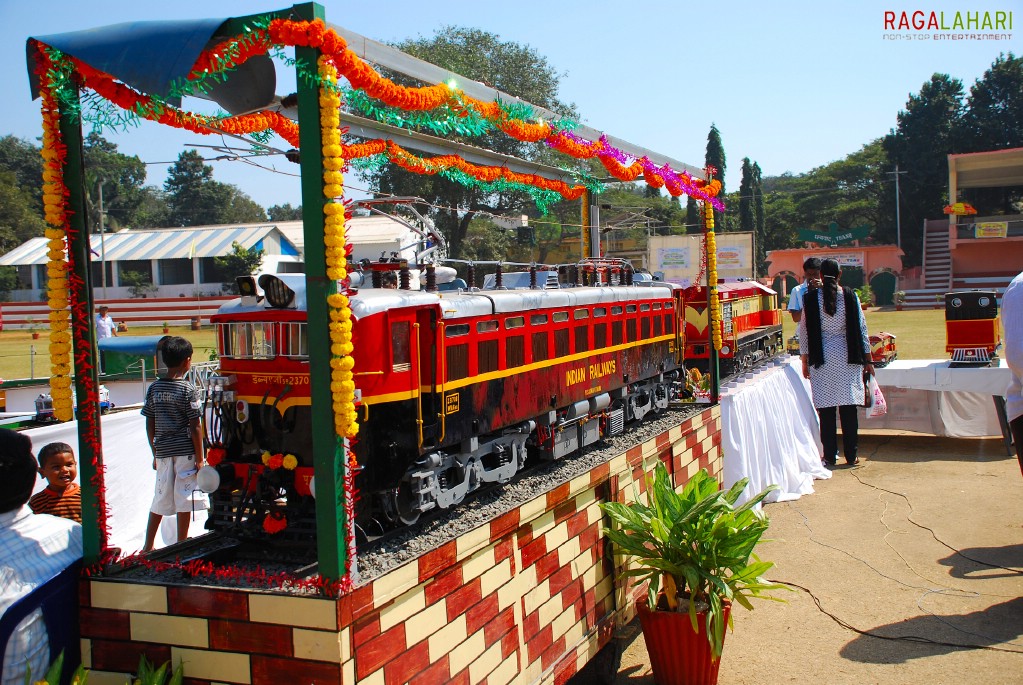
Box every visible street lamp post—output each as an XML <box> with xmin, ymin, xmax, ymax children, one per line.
<box><xmin>888</xmin><ymin>165</ymin><xmax>906</xmax><ymax>249</ymax></box>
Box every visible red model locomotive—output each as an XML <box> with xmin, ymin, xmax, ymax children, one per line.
<box><xmin>683</xmin><ymin>280</ymin><xmax>783</xmax><ymax>375</ymax></box>
<box><xmin>869</xmin><ymin>332</ymin><xmax>897</xmax><ymax>367</ymax></box>
<box><xmin>945</xmin><ymin>290</ymin><xmax>1000</xmax><ymax>366</ymax></box>
<box><xmin>202</xmin><ymin>258</ymin><xmax>686</xmax><ymax>535</ymax></box>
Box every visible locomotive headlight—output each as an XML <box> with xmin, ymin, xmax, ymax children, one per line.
<box><xmin>720</xmin><ymin>345</ymin><xmax>731</xmax><ymax>356</ymax></box>
<box><xmin>951</xmin><ymin>297</ymin><xmax>962</xmax><ymax>308</ymax></box>
<box><xmin>259</xmin><ymin>274</ymin><xmax>296</xmax><ymax>308</ymax></box>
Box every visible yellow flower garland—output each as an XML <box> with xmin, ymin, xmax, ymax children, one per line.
<box><xmin>704</xmin><ymin>202</ymin><xmax>723</xmax><ymax>351</ymax></box>
<box><xmin>39</xmin><ymin>77</ymin><xmax>74</xmax><ymax>421</ymax></box>
<box><xmin>319</xmin><ymin>56</ymin><xmax>358</xmax><ymax>440</ymax></box>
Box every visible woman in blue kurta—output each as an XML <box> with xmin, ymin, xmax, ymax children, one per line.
<box><xmin>798</xmin><ymin>259</ymin><xmax>874</xmax><ymax>467</ymax></box>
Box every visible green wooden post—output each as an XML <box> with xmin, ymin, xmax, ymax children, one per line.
<box><xmin>58</xmin><ymin>89</ymin><xmax>104</xmax><ymax>564</ymax></box>
<box><xmin>291</xmin><ymin>2</ymin><xmax>346</xmax><ymax>581</ymax></box>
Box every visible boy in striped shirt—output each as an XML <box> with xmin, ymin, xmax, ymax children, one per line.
<box><xmin>141</xmin><ymin>336</ymin><xmax>205</xmax><ymax>552</ymax></box>
<box><xmin>28</xmin><ymin>442</ymin><xmax>81</xmax><ymax>523</ymax></box>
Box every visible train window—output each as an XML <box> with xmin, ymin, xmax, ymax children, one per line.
<box><xmin>611</xmin><ymin>306</ymin><xmax>623</xmax><ymax>316</ymax></box>
<box><xmin>594</xmin><ymin>323</ymin><xmax>607</xmax><ymax>348</ymax></box>
<box><xmin>554</xmin><ymin>329</ymin><xmax>570</xmax><ymax>357</ymax></box>
<box><xmin>641</xmin><ymin>317</ymin><xmax>651</xmax><ymax>339</ymax></box>
<box><xmin>626</xmin><ymin>304</ymin><xmax>637</xmax><ymax>313</ymax></box>
<box><xmin>507</xmin><ymin>336</ymin><xmax>525</xmax><ymax>368</ymax></box>
<box><xmin>532</xmin><ymin>332</ymin><xmax>549</xmax><ymax>362</ymax></box>
<box><xmin>653</xmin><ymin>316</ymin><xmax>663</xmax><ymax>337</ymax></box>
<box><xmin>446</xmin><ymin>324</ymin><xmax>470</xmax><ymax>337</ymax></box>
<box><xmin>594</xmin><ymin>307</ymin><xmax>607</xmax><ymax>317</ymax></box>
<box><xmin>391</xmin><ymin>321</ymin><xmax>411</xmax><ymax>372</ymax></box>
<box><xmin>446</xmin><ymin>344</ymin><xmax>469</xmax><ymax>381</ymax></box>
<box><xmin>553</xmin><ymin>311</ymin><xmax>569</xmax><ymax>323</ymax></box>
<box><xmin>575</xmin><ymin>325</ymin><xmax>589</xmax><ymax>353</ymax></box>
<box><xmin>652</xmin><ymin>303</ymin><xmax>662</xmax><ymax>311</ymax></box>
<box><xmin>505</xmin><ymin>316</ymin><xmax>525</xmax><ymax>329</ymax></box>
<box><xmin>282</xmin><ymin>322</ymin><xmax>309</xmax><ymax>359</ymax></box>
<box><xmin>612</xmin><ymin>321</ymin><xmax>623</xmax><ymax>345</ymax></box>
<box><xmin>530</xmin><ymin>314</ymin><xmax>548</xmax><ymax>325</ymax></box>
<box><xmin>626</xmin><ymin>319</ymin><xmax>637</xmax><ymax>341</ymax></box>
<box><xmin>477</xmin><ymin>320</ymin><xmax>499</xmax><ymax>333</ymax></box>
<box><xmin>664</xmin><ymin>301</ymin><xmax>673</xmax><ymax>310</ymax></box>
<box><xmin>664</xmin><ymin>315</ymin><xmax>674</xmax><ymax>334</ymax></box>
<box><xmin>478</xmin><ymin>339</ymin><xmax>499</xmax><ymax>374</ymax></box>
<box><xmin>221</xmin><ymin>322</ymin><xmax>274</xmax><ymax>359</ymax></box>
<box><xmin>640</xmin><ymin>304</ymin><xmax>651</xmax><ymax>312</ymax></box>
<box><xmin>574</xmin><ymin>309</ymin><xmax>590</xmax><ymax>320</ymax></box>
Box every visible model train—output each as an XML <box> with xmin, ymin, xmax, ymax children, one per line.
<box><xmin>945</xmin><ymin>290</ymin><xmax>1001</xmax><ymax>366</ymax></box>
<box><xmin>683</xmin><ymin>280</ymin><xmax>783</xmax><ymax>375</ymax></box>
<box><xmin>200</xmin><ymin>257</ymin><xmax>690</xmax><ymax>536</ymax></box>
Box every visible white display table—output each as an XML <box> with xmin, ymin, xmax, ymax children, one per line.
<box><xmin>872</xmin><ymin>359</ymin><xmax>1011</xmax><ymax>440</ymax></box>
<box><xmin>720</xmin><ymin>359</ymin><xmax>829</xmax><ymax>507</ymax></box>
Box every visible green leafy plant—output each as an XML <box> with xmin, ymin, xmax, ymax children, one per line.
<box><xmin>855</xmin><ymin>284</ymin><xmax>873</xmax><ymax>306</ymax></box>
<box><xmin>120</xmin><ymin>270</ymin><xmax>158</xmax><ymax>299</ymax></box>
<box><xmin>894</xmin><ymin>290</ymin><xmax>906</xmax><ymax>305</ymax></box>
<box><xmin>600</xmin><ymin>464</ymin><xmax>786</xmax><ymax>657</ymax></box>
<box><xmin>24</xmin><ymin>652</ymin><xmax>181</xmax><ymax>685</ymax></box>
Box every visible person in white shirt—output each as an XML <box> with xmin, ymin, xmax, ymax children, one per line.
<box><xmin>0</xmin><ymin>428</ymin><xmax>83</xmax><ymax>685</ymax></box>
<box><xmin>788</xmin><ymin>257</ymin><xmax>823</xmax><ymax>323</ymax></box>
<box><xmin>1001</xmin><ymin>271</ymin><xmax>1023</xmax><ymax>476</ymax></box>
<box><xmin>94</xmin><ymin>306</ymin><xmax>117</xmax><ymax>340</ymax></box>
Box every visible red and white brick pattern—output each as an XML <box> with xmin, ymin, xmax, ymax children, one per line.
<box><xmin>80</xmin><ymin>407</ymin><xmax>722</xmax><ymax>684</ymax></box>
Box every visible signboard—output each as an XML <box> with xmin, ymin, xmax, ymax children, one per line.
<box><xmin>974</xmin><ymin>222</ymin><xmax>1008</xmax><ymax>239</ymax></box>
<box><xmin>656</xmin><ymin>247</ymin><xmax>690</xmax><ymax>269</ymax></box>
<box><xmin>797</xmin><ymin>222</ymin><xmax>871</xmax><ymax>246</ymax></box>
<box><xmin>649</xmin><ymin>233</ymin><xmax>754</xmax><ymax>285</ymax></box>
<box><xmin>804</xmin><ymin>251</ymin><xmax>864</xmax><ymax>268</ymax></box>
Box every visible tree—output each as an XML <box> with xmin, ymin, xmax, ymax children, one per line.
<box><xmin>883</xmin><ymin>73</ymin><xmax>965</xmax><ymax>266</ymax></box>
<box><xmin>268</xmin><ymin>203</ymin><xmax>302</xmax><ymax>221</ymax></box>
<box><xmin>739</xmin><ymin>158</ymin><xmax>755</xmax><ymax>234</ymax></box>
<box><xmin>361</xmin><ymin>26</ymin><xmax>577</xmax><ymax>259</ymax></box>
<box><xmin>962</xmin><ymin>52</ymin><xmax>1023</xmax><ymax>152</ymax></box>
<box><xmin>120</xmin><ymin>270</ymin><xmax>158</xmax><ymax>298</ymax></box>
<box><xmin>0</xmin><ymin>170</ymin><xmax>47</xmax><ymax>255</ymax></box>
<box><xmin>752</xmin><ymin>162</ymin><xmax>765</xmax><ymax>277</ymax></box>
<box><xmin>163</xmin><ymin>150</ymin><xmax>267</xmax><ymax>226</ymax></box>
<box><xmin>705</xmin><ymin>124</ymin><xmax>726</xmax><ymax>231</ymax></box>
<box><xmin>82</xmin><ymin>133</ymin><xmax>149</xmax><ymax>232</ymax></box>
<box><xmin>0</xmin><ymin>136</ymin><xmax>44</xmax><ymax>213</ymax></box>
<box><xmin>0</xmin><ymin>266</ymin><xmax>19</xmax><ymax>301</ymax></box>
<box><xmin>215</xmin><ymin>241</ymin><xmax>265</xmax><ymax>293</ymax></box>
<box><xmin>685</xmin><ymin>196</ymin><xmax>699</xmax><ymax>234</ymax></box>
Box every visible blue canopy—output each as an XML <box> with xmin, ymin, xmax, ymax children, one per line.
<box><xmin>98</xmin><ymin>335</ymin><xmax>167</xmax><ymax>355</ymax></box>
<box><xmin>27</xmin><ymin>17</ymin><xmax>277</xmax><ymax>113</ymax></box>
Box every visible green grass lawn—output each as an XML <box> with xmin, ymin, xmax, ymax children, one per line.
<box><xmin>781</xmin><ymin>305</ymin><xmax>956</xmax><ymax>361</ymax></box>
<box><xmin>0</xmin><ymin>326</ymin><xmax>217</xmax><ymax>382</ymax></box>
<box><xmin>0</xmin><ymin>306</ymin><xmax>991</xmax><ymax>382</ymax></box>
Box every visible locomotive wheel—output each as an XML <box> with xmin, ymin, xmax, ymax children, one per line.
<box><xmin>388</xmin><ymin>483</ymin><xmax>421</xmax><ymax>526</ymax></box>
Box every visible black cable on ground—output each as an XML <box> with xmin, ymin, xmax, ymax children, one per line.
<box><xmin>770</xmin><ymin>579</ymin><xmax>1023</xmax><ymax>655</ymax></box>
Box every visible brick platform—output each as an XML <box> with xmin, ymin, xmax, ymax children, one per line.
<box><xmin>79</xmin><ymin>406</ymin><xmax>722</xmax><ymax>685</ymax></box>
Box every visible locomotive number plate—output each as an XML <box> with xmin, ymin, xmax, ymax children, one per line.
<box><xmin>445</xmin><ymin>393</ymin><xmax>460</xmax><ymax>415</ymax></box>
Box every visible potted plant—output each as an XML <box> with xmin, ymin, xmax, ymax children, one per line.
<box><xmin>162</xmin><ymin>321</ymin><xmax>169</xmax><ymax>334</ymax></box>
<box><xmin>26</xmin><ymin>316</ymin><xmax>40</xmax><ymax>339</ymax></box>
<box><xmin>894</xmin><ymin>291</ymin><xmax>906</xmax><ymax>311</ymax></box>
<box><xmin>600</xmin><ymin>464</ymin><xmax>785</xmax><ymax>685</ymax></box>
<box><xmin>190</xmin><ymin>316</ymin><xmax>201</xmax><ymax>330</ymax></box>
<box><xmin>855</xmin><ymin>285</ymin><xmax>873</xmax><ymax>311</ymax></box>
<box><xmin>935</xmin><ymin>293</ymin><xmax>944</xmax><ymax>310</ymax></box>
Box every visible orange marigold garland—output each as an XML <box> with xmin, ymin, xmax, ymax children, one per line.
<box><xmin>704</xmin><ymin>201</ymin><xmax>723</xmax><ymax>351</ymax></box>
<box><xmin>38</xmin><ymin>53</ymin><xmax>74</xmax><ymax>422</ymax></box>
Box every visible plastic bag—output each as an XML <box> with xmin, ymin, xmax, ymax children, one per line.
<box><xmin>865</xmin><ymin>374</ymin><xmax>887</xmax><ymax>418</ymax></box>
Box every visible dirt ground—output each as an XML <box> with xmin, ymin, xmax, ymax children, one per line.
<box><xmin>603</xmin><ymin>431</ymin><xmax>1023</xmax><ymax>684</ymax></box>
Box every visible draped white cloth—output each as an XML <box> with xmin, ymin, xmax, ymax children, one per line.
<box><xmin>869</xmin><ymin>359</ymin><xmax>1011</xmax><ymax>437</ymax></box>
<box><xmin>25</xmin><ymin>411</ymin><xmax>208</xmax><ymax>554</ymax></box>
<box><xmin>721</xmin><ymin>359</ymin><xmax>830</xmax><ymax>508</ymax></box>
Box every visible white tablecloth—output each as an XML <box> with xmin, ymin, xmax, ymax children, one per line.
<box><xmin>25</xmin><ymin>411</ymin><xmax>208</xmax><ymax>553</ymax></box>
<box><xmin>720</xmin><ymin>359</ymin><xmax>830</xmax><ymax>507</ymax></box>
<box><xmin>871</xmin><ymin>359</ymin><xmax>1011</xmax><ymax>437</ymax></box>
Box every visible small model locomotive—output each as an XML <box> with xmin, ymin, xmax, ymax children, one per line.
<box><xmin>945</xmin><ymin>290</ymin><xmax>1001</xmax><ymax>366</ymax></box>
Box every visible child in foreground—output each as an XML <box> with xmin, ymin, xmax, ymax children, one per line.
<box><xmin>28</xmin><ymin>441</ymin><xmax>82</xmax><ymax>523</ymax></box>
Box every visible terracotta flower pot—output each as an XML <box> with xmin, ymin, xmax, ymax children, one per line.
<box><xmin>637</xmin><ymin>596</ymin><xmax>731</xmax><ymax>685</ymax></box>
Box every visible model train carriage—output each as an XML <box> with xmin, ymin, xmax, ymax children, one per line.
<box><xmin>869</xmin><ymin>332</ymin><xmax>897</xmax><ymax>367</ymax></box>
<box><xmin>683</xmin><ymin>280</ymin><xmax>783</xmax><ymax>374</ymax></box>
<box><xmin>208</xmin><ymin>274</ymin><xmax>685</xmax><ymax>531</ymax></box>
<box><xmin>945</xmin><ymin>291</ymin><xmax>1000</xmax><ymax>365</ymax></box>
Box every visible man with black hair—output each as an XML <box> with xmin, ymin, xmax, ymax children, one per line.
<box><xmin>0</xmin><ymin>428</ymin><xmax>82</xmax><ymax>685</ymax></box>
<box><xmin>788</xmin><ymin>257</ymin><xmax>823</xmax><ymax>323</ymax></box>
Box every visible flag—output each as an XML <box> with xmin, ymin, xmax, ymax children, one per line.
<box><xmin>188</xmin><ymin>238</ymin><xmax>197</xmax><ymax>259</ymax></box>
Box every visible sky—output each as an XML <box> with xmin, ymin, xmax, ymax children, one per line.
<box><xmin>1</xmin><ymin>0</ymin><xmax>1018</xmax><ymax>212</ymax></box>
